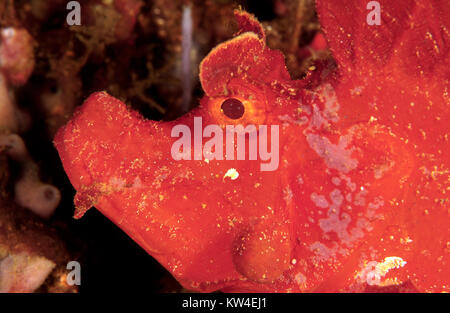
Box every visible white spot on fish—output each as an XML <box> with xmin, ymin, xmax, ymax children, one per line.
<box><xmin>311</xmin><ymin>193</ymin><xmax>329</xmax><ymax>208</ymax></box>
<box><xmin>223</xmin><ymin>168</ymin><xmax>239</xmax><ymax>180</ymax></box>
<box><xmin>357</xmin><ymin>257</ymin><xmax>407</xmax><ymax>286</ymax></box>
<box><xmin>305</xmin><ymin>133</ymin><xmax>358</xmax><ymax>173</ymax></box>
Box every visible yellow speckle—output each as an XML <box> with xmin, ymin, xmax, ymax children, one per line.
<box><xmin>400</xmin><ymin>237</ymin><xmax>413</xmax><ymax>244</ymax></box>
<box><xmin>419</xmin><ymin>129</ymin><xmax>427</xmax><ymax>140</ymax></box>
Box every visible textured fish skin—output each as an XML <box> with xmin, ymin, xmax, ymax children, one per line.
<box><xmin>55</xmin><ymin>2</ymin><xmax>449</xmax><ymax>292</ymax></box>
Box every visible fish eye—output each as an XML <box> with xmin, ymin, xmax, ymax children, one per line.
<box><xmin>221</xmin><ymin>98</ymin><xmax>245</xmax><ymax>120</ymax></box>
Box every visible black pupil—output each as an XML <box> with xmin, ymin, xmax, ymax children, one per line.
<box><xmin>221</xmin><ymin>98</ymin><xmax>245</xmax><ymax>119</ymax></box>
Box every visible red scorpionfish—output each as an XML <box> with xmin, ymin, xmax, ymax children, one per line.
<box><xmin>54</xmin><ymin>1</ymin><xmax>449</xmax><ymax>292</ymax></box>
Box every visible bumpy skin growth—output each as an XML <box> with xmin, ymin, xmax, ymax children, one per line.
<box><xmin>55</xmin><ymin>1</ymin><xmax>449</xmax><ymax>292</ymax></box>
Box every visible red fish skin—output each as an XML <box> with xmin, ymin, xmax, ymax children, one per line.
<box><xmin>54</xmin><ymin>2</ymin><xmax>449</xmax><ymax>292</ymax></box>
<box><xmin>315</xmin><ymin>0</ymin><xmax>449</xmax><ymax>292</ymax></box>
